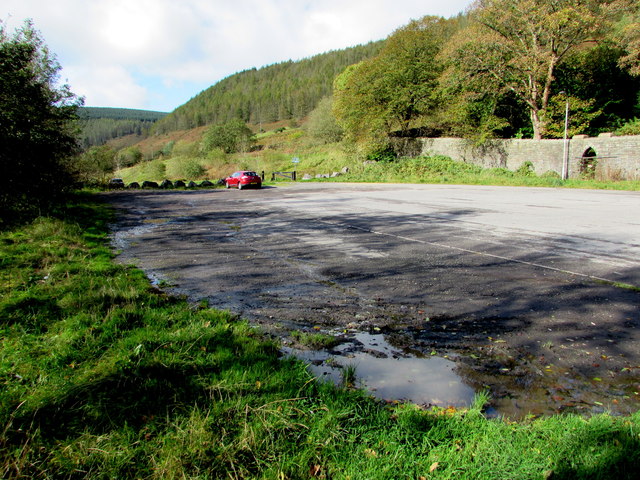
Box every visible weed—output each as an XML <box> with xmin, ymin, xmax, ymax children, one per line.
<box><xmin>341</xmin><ymin>364</ymin><xmax>357</xmax><ymax>388</ymax></box>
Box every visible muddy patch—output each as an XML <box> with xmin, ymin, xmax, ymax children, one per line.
<box><xmin>284</xmin><ymin>330</ymin><xmax>475</xmax><ymax>408</ymax></box>
<box><xmin>283</xmin><ymin>325</ymin><xmax>640</xmax><ymax>419</ymax></box>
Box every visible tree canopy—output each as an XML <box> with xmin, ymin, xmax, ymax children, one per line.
<box><xmin>0</xmin><ymin>20</ymin><xmax>82</xmax><ymax>224</ymax></box>
<box><xmin>201</xmin><ymin>119</ymin><xmax>255</xmax><ymax>154</ymax></box>
<box><xmin>331</xmin><ymin>1</ymin><xmax>640</xmax><ymax>150</ymax></box>
<box><xmin>78</xmin><ymin>107</ymin><xmax>167</xmax><ymax>149</ymax></box>
<box><xmin>444</xmin><ymin>0</ymin><xmax>634</xmax><ymax>139</ymax></box>
<box><xmin>333</xmin><ymin>17</ymin><xmax>454</xmax><ymax>153</ymax></box>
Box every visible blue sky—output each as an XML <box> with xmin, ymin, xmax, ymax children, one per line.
<box><xmin>4</xmin><ymin>0</ymin><xmax>473</xmax><ymax>113</ymax></box>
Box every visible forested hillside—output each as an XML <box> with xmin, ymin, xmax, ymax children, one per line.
<box><xmin>330</xmin><ymin>3</ymin><xmax>640</xmax><ymax>154</ymax></box>
<box><xmin>150</xmin><ymin>41</ymin><xmax>383</xmax><ymax>134</ymax></box>
<box><xmin>78</xmin><ymin>107</ymin><xmax>167</xmax><ymax>148</ymax></box>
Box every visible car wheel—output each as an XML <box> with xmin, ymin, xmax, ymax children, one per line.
<box><xmin>226</xmin><ymin>182</ymin><xmax>231</xmax><ymax>189</ymax></box>
<box><xmin>238</xmin><ymin>182</ymin><xmax>243</xmax><ymax>190</ymax></box>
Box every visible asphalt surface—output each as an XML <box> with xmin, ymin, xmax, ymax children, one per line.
<box><xmin>105</xmin><ymin>183</ymin><xmax>640</xmax><ymax>417</ymax></box>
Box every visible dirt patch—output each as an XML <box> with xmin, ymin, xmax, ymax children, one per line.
<box><xmin>104</xmin><ymin>187</ymin><xmax>640</xmax><ymax>419</ymax></box>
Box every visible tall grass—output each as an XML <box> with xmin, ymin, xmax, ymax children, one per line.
<box><xmin>2</xmin><ymin>193</ymin><xmax>639</xmax><ymax>479</ymax></box>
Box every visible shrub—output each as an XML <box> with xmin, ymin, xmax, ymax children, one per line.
<box><xmin>181</xmin><ymin>159</ymin><xmax>205</xmax><ymax>179</ymax></box>
<box><xmin>305</xmin><ymin>97</ymin><xmax>344</xmax><ymax>144</ymax></box>
<box><xmin>166</xmin><ymin>157</ymin><xmax>205</xmax><ymax>179</ymax></box>
<box><xmin>615</xmin><ymin>118</ymin><xmax>640</xmax><ymax>136</ymax></box>
<box><xmin>141</xmin><ymin>159</ymin><xmax>166</xmax><ymax>181</ymax></box>
<box><xmin>516</xmin><ymin>161</ymin><xmax>535</xmax><ymax>176</ymax></box>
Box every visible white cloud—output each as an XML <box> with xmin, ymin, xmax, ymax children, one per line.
<box><xmin>3</xmin><ymin>0</ymin><xmax>472</xmax><ymax>111</ymax></box>
<box><xmin>64</xmin><ymin>65</ymin><xmax>148</xmax><ymax>108</ymax></box>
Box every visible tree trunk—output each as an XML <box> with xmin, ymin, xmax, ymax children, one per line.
<box><xmin>530</xmin><ymin>108</ymin><xmax>542</xmax><ymax>140</ymax></box>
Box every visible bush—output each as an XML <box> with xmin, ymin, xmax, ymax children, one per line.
<box><xmin>615</xmin><ymin>118</ymin><xmax>640</xmax><ymax>136</ymax></box>
<box><xmin>515</xmin><ymin>161</ymin><xmax>535</xmax><ymax>176</ymax></box>
<box><xmin>116</xmin><ymin>147</ymin><xmax>143</xmax><ymax>168</ymax></box>
<box><xmin>366</xmin><ymin>146</ymin><xmax>397</xmax><ymax>163</ymax></box>
<box><xmin>305</xmin><ymin>97</ymin><xmax>344</xmax><ymax>144</ymax></box>
<box><xmin>180</xmin><ymin>158</ymin><xmax>205</xmax><ymax>179</ymax></box>
<box><xmin>140</xmin><ymin>159</ymin><xmax>166</xmax><ymax>181</ymax></box>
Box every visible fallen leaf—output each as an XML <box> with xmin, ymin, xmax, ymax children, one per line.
<box><xmin>430</xmin><ymin>462</ymin><xmax>439</xmax><ymax>472</ymax></box>
<box><xmin>309</xmin><ymin>465</ymin><xmax>323</xmax><ymax>477</ymax></box>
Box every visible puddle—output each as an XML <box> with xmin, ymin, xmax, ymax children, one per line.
<box><xmin>284</xmin><ymin>331</ymin><xmax>476</xmax><ymax>408</ymax></box>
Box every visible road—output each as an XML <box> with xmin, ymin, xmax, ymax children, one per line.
<box><xmin>255</xmin><ymin>183</ymin><xmax>640</xmax><ymax>285</ymax></box>
<box><xmin>105</xmin><ymin>183</ymin><xmax>640</xmax><ymax>417</ymax></box>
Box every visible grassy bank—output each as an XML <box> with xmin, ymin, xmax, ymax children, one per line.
<box><xmin>2</xmin><ymin>195</ymin><xmax>640</xmax><ymax>479</ymax></box>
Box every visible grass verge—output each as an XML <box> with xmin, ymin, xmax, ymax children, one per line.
<box><xmin>334</xmin><ymin>156</ymin><xmax>640</xmax><ymax>190</ymax></box>
<box><xmin>1</xmin><ymin>193</ymin><xmax>640</xmax><ymax>479</ymax></box>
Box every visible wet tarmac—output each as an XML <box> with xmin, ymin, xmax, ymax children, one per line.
<box><xmin>103</xmin><ymin>184</ymin><xmax>640</xmax><ymax>419</ymax></box>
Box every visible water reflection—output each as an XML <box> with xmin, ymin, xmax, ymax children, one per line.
<box><xmin>284</xmin><ymin>332</ymin><xmax>476</xmax><ymax>408</ymax></box>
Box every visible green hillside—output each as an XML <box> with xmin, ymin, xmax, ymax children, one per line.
<box><xmin>78</xmin><ymin>107</ymin><xmax>168</xmax><ymax>148</ymax></box>
<box><xmin>150</xmin><ymin>41</ymin><xmax>383</xmax><ymax>135</ymax></box>
<box><xmin>78</xmin><ymin>107</ymin><xmax>168</xmax><ymax>121</ymax></box>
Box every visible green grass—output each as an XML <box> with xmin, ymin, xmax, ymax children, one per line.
<box><xmin>2</xmin><ymin>194</ymin><xmax>640</xmax><ymax>479</ymax></box>
<box><xmin>333</xmin><ymin>155</ymin><xmax>640</xmax><ymax>190</ymax></box>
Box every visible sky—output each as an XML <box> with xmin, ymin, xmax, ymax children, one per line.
<box><xmin>4</xmin><ymin>0</ymin><xmax>473</xmax><ymax>113</ymax></box>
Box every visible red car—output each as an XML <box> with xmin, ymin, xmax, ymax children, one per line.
<box><xmin>224</xmin><ymin>171</ymin><xmax>262</xmax><ymax>189</ymax></box>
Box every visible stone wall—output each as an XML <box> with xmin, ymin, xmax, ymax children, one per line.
<box><xmin>413</xmin><ymin>134</ymin><xmax>640</xmax><ymax>180</ymax></box>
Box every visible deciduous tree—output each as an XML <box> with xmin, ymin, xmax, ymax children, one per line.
<box><xmin>616</xmin><ymin>6</ymin><xmax>640</xmax><ymax>75</ymax></box>
<box><xmin>447</xmin><ymin>0</ymin><xmax>627</xmax><ymax>139</ymax></box>
<box><xmin>333</xmin><ymin>16</ymin><xmax>453</xmax><ymax>153</ymax></box>
<box><xmin>201</xmin><ymin>119</ymin><xmax>255</xmax><ymax>154</ymax></box>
